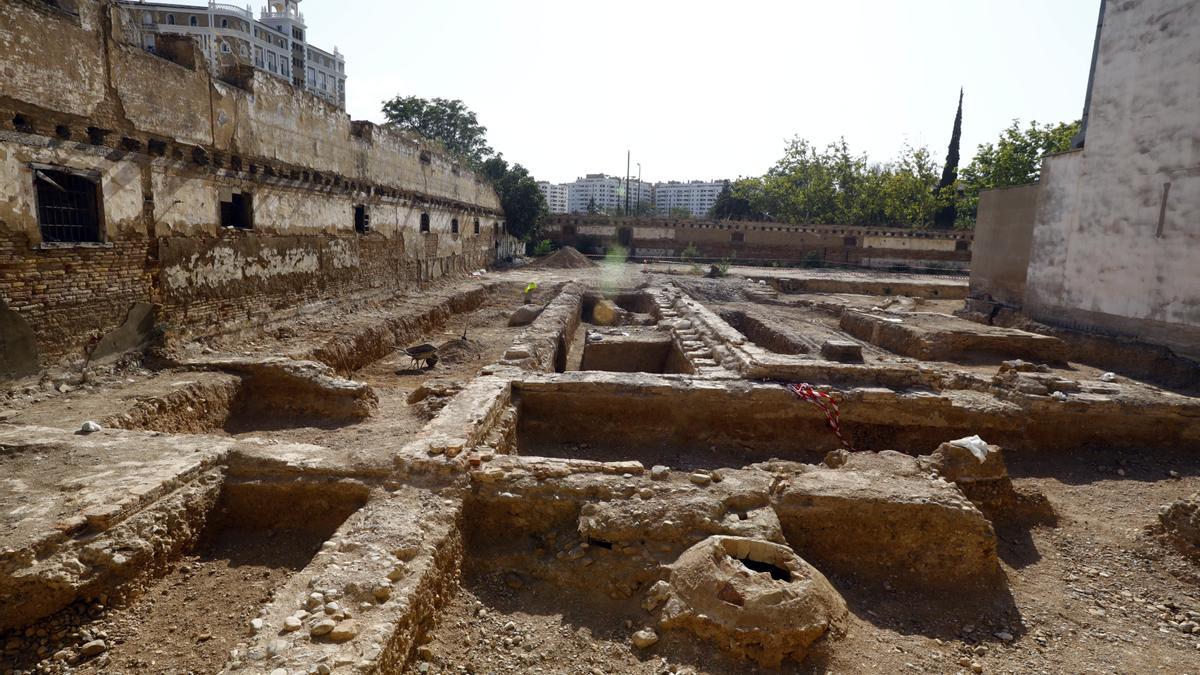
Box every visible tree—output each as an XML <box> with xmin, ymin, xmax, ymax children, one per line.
<box><xmin>933</xmin><ymin>88</ymin><xmax>964</xmax><ymax>230</ymax></box>
<box><xmin>586</xmin><ymin>197</ymin><xmax>600</xmax><ymax>215</ymax></box>
<box><xmin>955</xmin><ymin>119</ymin><xmax>1080</xmax><ymax>226</ymax></box>
<box><xmin>710</xmin><ymin>179</ymin><xmax>766</xmax><ymax>221</ymax></box>
<box><xmin>668</xmin><ymin>207</ymin><xmax>693</xmax><ymax>219</ymax></box>
<box><xmin>479</xmin><ymin>155</ymin><xmax>548</xmax><ymax>241</ymax></box>
<box><xmin>381</xmin><ymin>96</ymin><xmax>493</xmax><ymax>166</ymax></box>
<box><xmin>880</xmin><ymin>144</ymin><xmax>942</xmax><ymax>228</ymax></box>
<box><xmin>381</xmin><ymin>95</ymin><xmax>555</xmax><ymax>237</ymax></box>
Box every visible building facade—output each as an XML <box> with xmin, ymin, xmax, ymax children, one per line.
<box><xmin>969</xmin><ymin>0</ymin><xmax>1200</xmax><ymax>359</ymax></box>
<box><xmin>537</xmin><ymin>181</ymin><xmax>570</xmax><ymax>214</ymax></box>
<box><xmin>121</xmin><ymin>0</ymin><xmax>346</xmax><ymax>109</ymax></box>
<box><xmin>653</xmin><ymin>180</ymin><xmax>727</xmax><ymax>217</ymax></box>
<box><xmin>0</xmin><ymin>0</ymin><xmax>501</xmax><ymax>377</ymax></box>
<box><xmin>566</xmin><ymin>174</ymin><xmax>653</xmax><ymax>214</ymax></box>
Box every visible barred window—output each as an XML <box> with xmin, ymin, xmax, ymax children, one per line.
<box><xmin>34</xmin><ymin>169</ymin><xmax>102</xmax><ymax>244</ymax></box>
<box><xmin>420</xmin><ymin>213</ymin><xmax>430</xmax><ymax>233</ymax></box>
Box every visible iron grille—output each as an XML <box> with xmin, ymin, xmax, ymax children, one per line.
<box><xmin>35</xmin><ymin>170</ymin><xmax>101</xmax><ymax>243</ymax></box>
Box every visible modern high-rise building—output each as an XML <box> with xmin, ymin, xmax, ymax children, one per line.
<box><xmin>121</xmin><ymin>0</ymin><xmax>347</xmax><ymax>109</ymax></box>
<box><xmin>566</xmin><ymin>174</ymin><xmax>654</xmax><ymax>214</ymax></box>
<box><xmin>653</xmin><ymin>180</ymin><xmax>727</xmax><ymax>217</ymax></box>
<box><xmin>537</xmin><ymin>182</ymin><xmax>571</xmax><ymax>214</ymax></box>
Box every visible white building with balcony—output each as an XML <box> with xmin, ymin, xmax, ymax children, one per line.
<box><xmin>537</xmin><ymin>182</ymin><xmax>571</xmax><ymax>214</ymax></box>
<box><xmin>653</xmin><ymin>180</ymin><xmax>727</xmax><ymax>217</ymax></box>
<box><xmin>566</xmin><ymin>174</ymin><xmax>654</xmax><ymax>214</ymax></box>
<box><xmin>121</xmin><ymin>0</ymin><xmax>347</xmax><ymax>109</ymax></box>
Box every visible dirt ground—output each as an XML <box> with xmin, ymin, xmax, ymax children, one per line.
<box><xmin>408</xmin><ymin>447</ymin><xmax>1200</xmax><ymax>675</ymax></box>
<box><xmin>225</xmin><ymin>300</ymin><xmax>526</xmax><ymax>450</ymax></box>
<box><xmin>4</xmin><ymin>268</ymin><xmax>1199</xmax><ymax>675</ymax></box>
<box><xmin>0</xmin><ymin>526</ymin><xmax>325</xmax><ymax>675</ymax></box>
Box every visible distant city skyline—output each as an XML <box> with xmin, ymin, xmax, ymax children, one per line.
<box><xmin>148</xmin><ymin>0</ymin><xmax>1100</xmax><ymax>185</ymax></box>
<box><xmin>539</xmin><ymin>176</ymin><xmax>729</xmax><ymax>216</ymax></box>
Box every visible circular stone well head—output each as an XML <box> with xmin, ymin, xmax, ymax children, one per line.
<box><xmin>657</xmin><ymin>535</ymin><xmax>847</xmax><ymax>667</ymax></box>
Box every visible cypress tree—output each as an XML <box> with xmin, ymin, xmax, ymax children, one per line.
<box><xmin>934</xmin><ymin>88</ymin><xmax>964</xmax><ymax>229</ymax></box>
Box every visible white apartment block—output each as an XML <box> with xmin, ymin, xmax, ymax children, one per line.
<box><xmin>566</xmin><ymin>174</ymin><xmax>654</xmax><ymax>214</ymax></box>
<box><xmin>653</xmin><ymin>180</ymin><xmax>727</xmax><ymax>217</ymax></box>
<box><xmin>537</xmin><ymin>182</ymin><xmax>571</xmax><ymax>214</ymax></box>
<box><xmin>122</xmin><ymin>0</ymin><xmax>347</xmax><ymax>109</ymax></box>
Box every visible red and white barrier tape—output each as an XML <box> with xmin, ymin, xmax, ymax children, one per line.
<box><xmin>786</xmin><ymin>383</ymin><xmax>854</xmax><ymax>451</ymax></box>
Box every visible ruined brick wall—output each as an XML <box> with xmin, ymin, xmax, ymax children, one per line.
<box><xmin>544</xmin><ymin>216</ymin><xmax>972</xmax><ymax>271</ymax></box>
<box><xmin>0</xmin><ymin>0</ymin><xmax>504</xmax><ymax>372</ymax></box>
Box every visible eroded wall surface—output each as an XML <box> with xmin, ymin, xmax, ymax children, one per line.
<box><xmin>0</xmin><ymin>0</ymin><xmax>503</xmax><ymax>367</ymax></box>
<box><xmin>968</xmin><ymin>184</ymin><xmax>1040</xmax><ymax>307</ymax></box>
<box><xmin>1023</xmin><ymin>0</ymin><xmax>1200</xmax><ymax>357</ymax></box>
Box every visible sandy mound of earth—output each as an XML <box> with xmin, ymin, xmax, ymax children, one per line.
<box><xmin>531</xmin><ymin>246</ymin><xmax>597</xmax><ymax>269</ymax></box>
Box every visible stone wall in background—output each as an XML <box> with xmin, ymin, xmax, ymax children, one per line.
<box><xmin>543</xmin><ymin>216</ymin><xmax>973</xmax><ymax>271</ymax></box>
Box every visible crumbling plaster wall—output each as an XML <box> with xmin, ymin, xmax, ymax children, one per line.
<box><xmin>1024</xmin><ymin>0</ymin><xmax>1200</xmax><ymax>357</ymax></box>
<box><xmin>0</xmin><ymin>0</ymin><xmax>503</xmax><ymax>368</ymax></box>
<box><xmin>0</xmin><ymin>1</ymin><xmax>109</xmax><ymax>121</ymax></box>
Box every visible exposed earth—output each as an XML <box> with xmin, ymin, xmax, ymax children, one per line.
<box><xmin>2</xmin><ymin>264</ymin><xmax>1198</xmax><ymax>675</ymax></box>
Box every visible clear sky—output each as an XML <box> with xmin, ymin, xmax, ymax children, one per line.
<box><xmin>296</xmin><ymin>0</ymin><xmax>1097</xmax><ymax>183</ymax></box>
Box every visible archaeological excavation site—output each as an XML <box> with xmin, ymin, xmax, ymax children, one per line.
<box><xmin>2</xmin><ymin>0</ymin><xmax>1200</xmax><ymax>674</ymax></box>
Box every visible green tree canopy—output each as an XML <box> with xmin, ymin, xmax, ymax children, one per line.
<box><xmin>381</xmin><ymin>96</ymin><xmax>551</xmax><ymax>239</ymax></box>
<box><xmin>710</xmin><ymin>179</ymin><xmax>766</xmax><ymax>221</ymax></box>
<box><xmin>955</xmin><ymin>119</ymin><xmax>1080</xmax><ymax>226</ymax></box>
<box><xmin>381</xmin><ymin>96</ymin><xmax>493</xmax><ymax>166</ymax></box>
<box><xmin>738</xmin><ymin>137</ymin><xmax>943</xmax><ymax>228</ymax></box>
<box><xmin>479</xmin><ymin>155</ymin><xmax>548</xmax><ymax>242</ymax></box>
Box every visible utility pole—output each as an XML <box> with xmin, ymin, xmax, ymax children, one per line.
<box><xmin>636</xmin><ymin>163</ymin><xmax>642</xmax><ymax>218</ymax></box>
<box><xmin>625</xmin><ymin>150</ymin><xmax>631</xmax><ymax>216</ymax></box>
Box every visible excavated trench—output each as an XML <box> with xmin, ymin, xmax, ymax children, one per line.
<box><xmin>510</xmin><ymin>381</ymin><xmax>985</xmax><ymax>469</ymax></box>
<box><xmin>0</xmin><ymin>473</ymin><xmax>368</xmax><ymax>673</ymax></box>
<box><xmin>107</xmin><ymin>370</ymin><xmax>371</xmax><ymax>435</ymax></box>
<box><xmin>718</xmin><ymin>309</ymin><xmax>810</xmax><ymax>355</ymax></box>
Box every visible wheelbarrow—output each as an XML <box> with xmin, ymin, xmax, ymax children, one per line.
<box><xmin>403</xmin><ymin>343</ymin><xmax>439</xmax><ymax>369</ymax></box>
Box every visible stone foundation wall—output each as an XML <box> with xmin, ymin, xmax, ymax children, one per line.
<box><xmin>0</xmin><ymin>0</ymin><xmax>504</xmax><ymax>372</ymax></box>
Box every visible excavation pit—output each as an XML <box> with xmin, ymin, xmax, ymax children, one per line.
<box><xmin>510</xmin><ymin>378</ymin><xmax>979</xmax><ymax>470</ymax></box>
<box><xmin>718</xmin><ymin>309</ymin><xmax>810</xmax><ymax>355</ymax></box>
<box><xmin>107</xmin><ymin>370</ymin><xmax>374</xmax><ymax>435</ymax></box>
<box><xmin>0</xmin><ymin>468</ymin><xmax>368</xmax><ymax>673</ymax></box>
<box><xmin>578</xmin><ymin>328</ymin><xmax>694</xmax><ymax>374</ymax></box>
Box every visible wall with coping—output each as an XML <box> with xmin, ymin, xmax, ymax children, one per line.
<box><xmin>1022</xmin><ymin>0</ymin><xmax>1200</xmax><ymax>358</ymax></box>
<box><xmin>544</xmin><ymin>216</ymin><xmax>973</xmax><ymax>270</ymax></box>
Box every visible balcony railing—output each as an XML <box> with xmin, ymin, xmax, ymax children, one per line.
<box><xmin>260</xmin><ymin>9</ymin><xmax>304</xmax><ymax>22</ymax></box>
<box><xmin>209</xmin><ymin>2</ymin><xmax>252</xmax><ymax>18</ymax></box>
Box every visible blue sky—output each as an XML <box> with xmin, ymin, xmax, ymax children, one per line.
<box><xmin>274</xmin><ymin>0</ymin><xmax>1098</xmax><ymax>183</ymax></box>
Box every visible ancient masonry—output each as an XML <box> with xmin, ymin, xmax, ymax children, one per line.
<box><xmin>0</xmin><ymin>0</ymin><xmax>504</xmax><ymax>377</ymax></box>
<box><xmin>2</xmin><ymin>1</ymin><xmax>1200</xmax><ymax>675</ymax></box>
